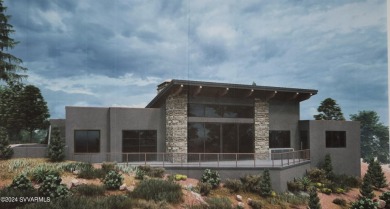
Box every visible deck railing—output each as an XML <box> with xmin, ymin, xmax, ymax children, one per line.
<box><xmin>72</xmin><ymin>149</ymin><xmax>310</xmax><ymax>168</ymax></box>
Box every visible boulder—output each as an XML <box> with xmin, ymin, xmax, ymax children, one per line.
<box><xmin>237</xmin><ymin>202</ymin><xmax>244</xmax><ymax>208</ymax></box>
<box><xmin>236</xmin><ymin>195</ymin><xmax>242</xmax><ymax>202</ymax></box>
<box><xmin>119</xmin><ymin>183</ymin><xmax>127</xmax><ymax>191</ymax></box>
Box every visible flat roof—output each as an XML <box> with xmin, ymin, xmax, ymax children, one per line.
<box><xmin>147</xmin><ymin>79</ymin><xmax>318</xmax><ymax>108</ymax></box>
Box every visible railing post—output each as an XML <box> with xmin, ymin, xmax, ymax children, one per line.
<box><xmin>144</xmin><ymin>153</ymin><xmax>146</xmax><ymax>165</ymax></box>
<box><xmin>199</xmin><ymin>153</ymin><xmax>201</xmax><ymax>167</ymax></box>
<box><xmin>254</xmin><ymin>153</ymin><xmax>256</xmax><ymax>167</ymax></box>
<box><xmin>126</xmin><ymin>153</ymin><xmax>129</xmax><ymax>166</ymax></box>
<box><xmin>281</xmin><ymin>153</ymin><xmax>283</xmax><ymax>166</ymax></box>
<box><xmin>163</xmin><ymin>153</ymin><xmax>165</xmax><ymax>167</ymax></box>
<box><xmin>235</xmin><ymin>153</ymin><xmax>238</xmax><ymax>168</ymax></box>
<box><xmin>181</xmin><ymin>154</ymin><xmax>183</xmax><ymax>167</ymax></box>
<box><xmin>217</xmin><ymin>154</ymin><xmax>219</xmax><ymax>167</ymax></box>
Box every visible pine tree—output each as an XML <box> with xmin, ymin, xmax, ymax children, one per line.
<box><xmin>259</xmin><ymin>169</ymin><xmax>272</xmax><ymax>197</ymax></box>
<box><xmin>0</xmin><ymin>0</ymin><xmax>26</xmax><ymax>82</ymax></box>
<box><xmin>307</xmin><ymin>187</ymin><xmax>321</xmax><ymax>209</ymax></box>
<box><xmin>323</xmin><ymin>154</ymin><xmax>334</xmax><ymax>180</ymax></box>
<box><xmin>314</xmin><ymin>98</ymin><xmax>345</xmax><ymax>120</ymax></box>
<box><xmin>360</xmin><ymin>173</ymin><xmax>374</xmax><ymax>199</ymax></box>
<box><xmin>48</xmin><ymin>127</ymin><xmax>65</xmax><ymax>162</ymax></box>
<box><xmin>0</xmin><ymin>127</ymin><xmax>13</xmax><ymax>159</ymax></box>
<box><xmin>371</xmin><ymin>160</ymin><xmax>387</xmax><ymax>189</ymax></box>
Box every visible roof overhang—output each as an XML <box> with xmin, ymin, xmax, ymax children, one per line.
<box><xmin>146</xmin><ymin>79</ymin><xmax>318</xmax><ymax>108</ymax></box>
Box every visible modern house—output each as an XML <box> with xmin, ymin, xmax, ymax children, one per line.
<box><xmin>49</xmin><ymin>79</ymin><xmax>360</xmax><ymax>191</ymax></box>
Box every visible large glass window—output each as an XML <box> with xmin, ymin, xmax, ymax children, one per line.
<box><xmin>326</xmin><ymin>131</ymin><xmax>346</xmax><ymax>148</ymax></box>
<box><xmin>74</xmin><ymin>130</ymin><xmax>100</xmax><ymax>153</ymax></box>
<box><xmin>269</xmin><ymin>131</ymin><xmax>291</xmax><ymax>148</ymax></box>
<box><xmin>122</xmin><ymin>130</ymin><xmax>157</xmax><ymax>152</ymax></box>
<box><xmin>188</xmin><ymin>103</ymin><xmax>253</xmax><ymax>118</ymax></box>
<box><xmin>188</xmin><ymin>123</ymin><xmax>254</xmax><ymax>154</ymax></box>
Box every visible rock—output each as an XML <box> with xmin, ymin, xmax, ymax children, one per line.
<box><xmin>126</xmin><ymin>186</ymin><xmax>135</xmax><ymax>192</ymax></box>
<box><xmin>298</xmin><ymin>191</ymin><xmax>310</xmax><ymax>197</ymax></box>
<box><xmin>191</xmin><ymin>191</ymin><xmax>208</xmax><ymax>205</ymax></box>
<box><xmin>71</xmin><ymin>179</ymin><xmax>81</xmax><ymax>187</ymax></box>
<box><xmin>66</xmin><ymin>182</ymin><xmax>73</xmax><ymax>189</ymax></box>
<box><xmin>378</xmin><ymin>199</ymin><xmax>386</xmax><ymax>209</ymax></box>
<box><xmin>236</xmin><ymin>195</ymin><xmax>242</xmax><ymax>202</ymax></box>
<box><xmin>247</xmin><ymin>198</ymin><xmax>252</xmax><ymax>204</ymax></box>
<box><xmin>119</xmin><ymin>183</ymin><xmax>127</xmax><ymax>191</ymax></box>
<box><xmin>73</xmin><ymin>170</ymin><xmax>80</xmax><ymax>175</ymax></box>
<box><xmin>237</xmin><ymin>202</ymin><xmax>244</xmax><ymax>208</ymax></box>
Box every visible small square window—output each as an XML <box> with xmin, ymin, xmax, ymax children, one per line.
<box><xmin>326</xmin><ymin>131</ymin><xmax>346</xmax><ymax>148</ymax></box>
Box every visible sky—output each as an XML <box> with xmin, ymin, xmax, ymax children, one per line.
<box><xmin>3</xmin><ymin>0</ymin><xmax>388</xmax><ymax>124</ymax></box>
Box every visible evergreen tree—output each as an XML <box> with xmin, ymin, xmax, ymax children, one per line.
<box><xmin>0</xmin><ymin>127</ymin><xmax>13</xmax><ymax>159</ymax></box>
<box><xmin>314</xmin><ymin>98</ymin><xmax>345</xmax><ymax>120</ymax></box>
<box><xmin>0</xmin><ymin>0</ymin><xmax>26</xmax><ymax>82</ymax></box>
<box><xmin>360</xmin><ymin>173</ymin><xmax>374</xmax><ymax>199</ymax></box>
<box><xmin>371</xmin><ymin>160</ymin><xmax>387</xmax><ymax>189</ymax></box>
<box><xmin>259</xmin><ymin>169</ymin><xmax>272</xmax><ymax>197</ymax></box>
<box><xmin>0</xmin><ymin>83</ymin><xmax>24</xmax><ymax>140</ymax></box>
<box><xmin>307</xmin><ymin>187</ymin><xmax>321</xmax><ymax>209</ymax></box>
<box><xmin>48</xmin><ymin>127</ymin><xmax>65</xmax><ymax>162</ymax></box>
<box><xmin>323</xmin><ymin>154</ymin><xmax>334</xmax><ymax>180</ymax></box>
<box><xmin>20</xmin><ymin>85</ymin><xmax>50</xmax><ymax>142</ymax></box>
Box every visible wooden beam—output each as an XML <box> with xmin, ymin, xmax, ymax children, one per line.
<box><xmin>290</xmin><ymin>92</ymin><xmax>299</xmax><ymax>100</ymax></box>
<box><xmin>193</xmin><ymin>86</ymin><xmax>202</xmax><ymax>97</ymax></box>
<box><xmin>245</xmin><ymin>89</ymin><xmax>254</xmax><ymax>97</ymax></box>
<box><xmin>265</xmin><ymin>91</ymin><xmax>277</xmax><ymax>101</ymax></box>
<box><xmin>172</xmin><ymin>84</ymin><xmax>184</xmax><ymax>96</ymax></box>
<box><xmin>218</xmin><ymin>87</ymin><xmax>229</xmax><ymax>97</ymax></box>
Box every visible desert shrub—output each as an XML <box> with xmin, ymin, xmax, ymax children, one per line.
<box><xmin>287</xmin><ymin>179</ymin><xmax>304</xmax><ymax>192</ymax></box>
<box><xmin>224</xmin><ymin>178</ymin><xmax>242</xmax><ymax>193</ymax></box>
<box><xmin>62</xmin><ymin>162</ymin><xmax>91</xmax><ymax>173</ymax></box>
<box><xmin>259</xmin><ymin>170</ymin><xmax>272</xmax><ymax>197</ymax></box>
<box><xmin>320</xmin><ymin>188</ymin><xmax>332</xmax><ymax>195</ymax></box>
<box><xmin>332</xmin><ymin>198</ymin><xmax>347</xmax><ymax>206</ymax></box>
<box><xmin>131</xmin><ymin>178</ymin><xmax>183</xmax><ymax>203</ymax></box>
<box><xmin>175</xmin><ymin>174</ymin><xmax>187</xmax><ymax>181</ymax></box>
<box><xmin>334</xmin><ymin>188</ymin><xmax>345</xmax><ymax>194</ymax></box>
<box><xmin>350</xmin><ymin>198</ymin><xmax>378</xmax><ymax>209</ymax></box>
<box><xmin>103</xmin><ymin>170</ymin><xmax>123</xmax><ymax>190</ymax></box>
<box><xmin>30</xmin><ymin>166</ymin><xmax>60</xmax><ymax>183</ymax></box>
<box><xmin>197</xmin><ymin>182</ymin><xmax>212</xmax><ymax>196</ymax></box>
<box><xmin>149</xmin><ymin>167</ymin><xmax>165</xmax><ymax>178</ymax></box>
<box><xmin>135</xmin><ymin>199</ymin><xmax>171</xmax><ymax>209</ymax></box>
<box><xmin>101</xmin><ymin>162</ymin><xmax>117</xmax><ymax>173</ymax></box>
<box><xmin>206</xmin><ymin>197</ymin><xmax>234</xmax><ymax>209</ymax></box>
<box><xmin>275</xmin><ymin>193</ymin><xmax>308</xmax><ymax>205</ymax></box>
<box><xmin>135</xmin><ymin>165</ymin><xmax>165</xmax><ymax>179</ymax></box>
<box><xmin>248</xmin><ymin>199</ymin><xmax>263</xmax><ymax>209</ymax></box>
<box><xmin>73</xmin><ymin>184</ymin><xmax>105</xmax><ymax>196</ymax></box>
<box><xmin>0</xmin><ymin>188</ymin><xmax>39</xmax><ymax>209</ymax></box>
<box><xmin>332</xmin><ymin>174</ymin><xmax>361</xmax><ymax>189</ymax></box>
<box><xmin>200</xmin><ymin>169</ymin><xmax>220</xmax><ymax>188</ymax></box>
<box><xmin>78</xmin><ymin>166</ymin><xmax>105</xmax><ymax>179</ymax></box>
<box><xmin>379</xmin><ymin>191</ymin><xmax>390</xmax><ymax>209</ymax></box>
<box><xmin>240</xmin><ymin>174</ymin><xmax>262</xmax><ymax>193</ymax></box>
<box><xmin>308</xmin><ymin>188</ymin><xmax>321</xmax><ymax>209</ymax></box>
<box><xmin>9</xmin><ymin>174</ymin><xmax>34</xmax><ymax>190</ymax></box>
<box><xmin>38</xmin><ymin>174</ymin><xmax>70</xmax><ymax>198</ymax></box>
<box><xmin>306</xmin><ymin>168</ymin><xmax>327</xmax><ymax>183</ymax></box>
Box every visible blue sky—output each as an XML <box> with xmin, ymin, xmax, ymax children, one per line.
<box><xmin>4</xmin><ymin>0</ymin><xmax>388</xmax><ymax>124</ymax></box>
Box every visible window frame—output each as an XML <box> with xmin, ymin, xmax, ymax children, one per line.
<box><xmin>74</xmin><ymin>130</ymin><xmax>101</xmax><ymax>153</ymax></box>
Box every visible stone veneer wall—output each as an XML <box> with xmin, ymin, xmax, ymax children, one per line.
<box><xmin>166</xmin><ymin>93</ymin><xmax>188</xmax><ymax>162</ymax></box>
<box><xmin>254</xmin><ymin>98</ymin><xmax>270</xmax><ymax>159</ymax></box>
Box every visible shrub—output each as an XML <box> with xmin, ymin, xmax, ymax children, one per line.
<box><xmin>38</xmin><ymin>174</ymin><xmax>70</xmax><ymax>198</ymax></box>
<box><xmin>370</xmin><ymin>159</ymin><xmax>387</xmax><ymax>189</ymax></box>
<box><xmin>206</xmin><ymin>197</ymin><xmax>234</xmax><ymax>209</ymax></box>
<box><xmin>259</xmin><ymin>170</ymin><xmax>272</xmax><ymax>197</ymax></box>
<box><xmin>198</xmin><ymin>182</ymin><xmax>212</xmax><ymax>196</ymax></box>
<box><xmin>0</xmin><ymin>127</ymin><xmax>13</xmax><ymax>160</ymax></box>
<box><xmin>62</xmin><ymin>162</ymin><xmax>91</xmax><ymax>173</ymax></box>
<box><xmin>131</xmin><ymin>178</ymin><xmax>183</xmax><ymax>203</ymax></box>
<box><xmin>360</xmin><ymin>173</ymin><xmax>374</xmax><ymax>199</ymax></box>
<box><xmin>200</xmin><ymin>169</ymin><xmax>220</xmax><ymax>188</ymax></box>
<box><xmin>224</xmin><ymin>178</ymin><xmax>242</xmax><ymax>193</ymax></box>
<box><xmin>350</xmin><ymin>198</ymin><xmax>378</xmax><ymax>209</ymax></box>
<box><xmin>308</xmin><ymin>188</ymin><xmax>321</xmax><ymax>209</ymax></box>
<box><xmin>135</xmin><ymin>199</ymin><xmax>171</xmax><ymax>209</ymax></box>
<box><xmin>299</xmin><ymin>176</ymin><xmax>311</xmax><ymax>191</ymax></box>
<box><xmin>287</xmin><ymin>179</ymin><xmax>304</xmax><ymax>192</ymax></box>
<box><xmin>335</xmin><ymin>188</ymin><xmax>345</xmax><ymax>194</ymax></box>
<box><xmin>379</xmin><ymin>191</ymin><xmax>390</xmax><ymax>209</ymax></box>
<box><xmin>103</xmin><ymin>170</ymin><xmax>123</xmax><ymax>190</ymax></box>
<box><xmin>78</xmin><ymin>166</ymin><xmax>105</xmax><ymax>179</ymax></box>
<box><xmin>149</xmin><ymin>167</ymin><xmax>165</xmax><ymax>178</ymax></box>
<box><xmin>9</xmin><ymin>174</ymin><xmax>34</xmax><ymax>190</ymax></box>
<box><xmin>135</xmin><ymin>167</ymin><xmax>146</xmax><ymax>180</ymax></box>
<box><xmin>322</xmin><ymin>154</ymin><xmax>334</xmax><ymax>180</ymax></box>
<box><xmin>332</xmin><ymin>198</ymin><xmax>347</xmax><ymax>206</ymax></box>
<box><xmin>101</xmin><ymin>162</ymin><xmax>117</xmax><ymax>173</ymax></box>
<box><xmin>0</xmin><ymin>188</ymin><xmax>39</xmax><ymax>209</ymax></box>
<box><xmin>48</xmin><ymin>127</ymin><xmax>65</xmax><ymax>162</ymax></box>
<box><xmin>73</xmin><ymin>184</ymin><xmax>105</xmax><ymax>196</ymax></box>
<box><xmin>332</xmin><ymin>174</ymin><xmax>361</xmax><ymax>189</ymax></box>
<box><xmin>30</xmin><ymin>166</ymin><xmax>61</xmax><ymax>183</ymax></box>
<box><xmin>306</xmin><ymin>168</ymin><xmax>327</xmax><ymax>183</ymax></box>
<box><xmin>320</xmin><ymin>188</ymin><xmax>332</xmax><ymax>195</ymax></box>
<box><xmin>175</xmin><ymin>174</ymin><xmax>188</xmax><ymax>181</ymax></box>
<box><xmin>240</xmin><ymin>174</ymin><xmax>262</xmax><ymax>193</ymax></box>
<box><xmin>135</xmin><ymin>165</ymin><xmax>165</xmax><ymax>179</ymax></box>
<box><xmin>248</xmin><ymin>199</ymin><xmax>262</xmax><ymax>209</ymax></box>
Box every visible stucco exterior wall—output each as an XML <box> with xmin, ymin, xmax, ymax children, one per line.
<box><xmin>269</xmin><ymin>101</ymin><xmax>300</xmax><ymax>150</ymax></box>
<box><xmin>300</xmin><ymin>120</ymin><xmax>361</xmax><ymax>177</ymax></box>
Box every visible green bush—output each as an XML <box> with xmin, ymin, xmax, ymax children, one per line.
<box><xmin>350</xmin><ymin>198</ymin><xmax>378</xmax><ymax>209</ymax></box>
<box><xmin>332</xmin><ymin>174</ymin><xmax>361</xmax><ymax>189</ymax></box>
<box><xmin>379</xmin><ymin>191</ymin><xmax>390</xmax><ymax>209</ymax></box>
<box><xmin>48</xmin><ymin>127</ymin><xmax>65</xmax><ymax>162</ymax></box>
<box><xmin>259</xmin><ymin>170</ymin><xmax>272</xmax><ymax>197</ymax></box>
<box><xmin>135</xmin><ymin>165</ymin><xmax>165</xmax><ymax>179</ymax></box>
<box><xmin>240</xmin><ymin>174</ymin><xmax>262</xmax><ymax>193</ymax></box>
<box><xmin>78</xmin><ymin>166</ymin><xmax>105</xmax><ymax>179</ymax></box>
<box><xmin>38</xmin><ymin>174</ymin><xmax>70</xmax><ymax>198</ymax></box>
<box><xmin>308</xmin><ymin>188</ymin><xmax>321</xmax><ymax>209</ymax></box>
<box><xmin>0</xmin><ymin>188</ymin><xmax>39</xmax><ymax>209</ymax></box>
<box><xmin>30</xmin><ymin>166</ymin><xmax>61</xmax><ymax>183</ymax></box>
<box><xmin>200</xmin><ymin>169</ymin><xmax>220</xmax><ymax>188</ymax></box>
<box><xmin>334</xmin><ymin>188</ymin><xmax>345</xmax><ymax>194</ymax></box>
<box><xmin>320</xmin><ymin>188</ymin><xmax>332</xmax><ymax>195</ymax></box>
<box><xmin>135</xmin><ymin>199</ymin><xmax>171</xmax><ymax>209</ymax></box>
<box><xmin>224</xmin><ymin>178</ymin><xmax>242</xmax><ymax>193</ymax></box>
<box><xmin>306</xmin><ymin>168</ymin><xmax>327</xmax><ymax>183</ymax></box>
<box><xmin>198</xmin><ymin>182</ymin><xmax>212</xmax><ymax>196</ymax></box>
<box><xmin>103</xmin><ymin>170</ymin><xmax>123</xmax><ymax>190</ymax></box>
<box><xmin>62</xmin><ymin>162</ymin><xmax>91</xmax><ymax>173</ymax></box>
<box><xmin>101</xmin><ymin>162</ymin><xmax>117</xmax><ymax>173</ymax></box>
<box><xmin>206</xmin><ymin>197</ymin><xmax>234</xmax><ymax>209</ymax></box>
<box><xmin>248</xmin><ymin>199</ymin><xmax>262</xmax><ymax>209</ymax></box>
<box><xmin>287</xmin><ymin>179</ymin><xmax>304</xmax><ymax>192</ymax></box>
<box><xmin>175</xmin><ymin>174</ymin><xmax>188</xmax><ymax>181</ymax></box>
<box><xmin>135</xmin><ymin>167</ymin><xmax>146</xmax><ymax>180</ymax></box>
<box><xmin>9</xmin><ymin>174</ymin><xmax>34</xmax><ymax>190</ymax></box>
<box><xmin>0</xmin><ymin>127</ymin><xmax>13</xmax><ymax>159</ymax></box>
<box><xmin>131</xmin><ymin>178</ymin><xmax>183</xmax><ymax>203</ymax></box>
<box><xmin>332</xmin><ymin>198</ymin><xmax>347</xmax><ymax>206</ymax></box>
<box><xmin>73</xmin><ymin>184</ymin><xmax>105</xmax><ymax>196</ymax></box>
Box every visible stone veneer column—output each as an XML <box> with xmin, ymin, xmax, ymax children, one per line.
<box><xmin>166</xmin><ymin>93</ymin><xmax>187</xmax><ymax>162</ymax></box>
<box><xmin>254</xmin><ymin>98</ymin><xmax>269</xmax><ymax>159</ymax></box>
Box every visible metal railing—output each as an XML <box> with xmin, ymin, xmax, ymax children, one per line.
<box><xmin>72</xmin><ymin>149</ymin><xmax>310</xmax><ymax>168</ymax></box>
